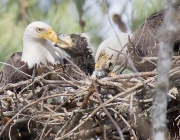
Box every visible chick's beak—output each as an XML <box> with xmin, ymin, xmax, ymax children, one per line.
<box><xmin>57</xmin><ymin>34</ymin><xmax>73</xmax><ymax>48</ymax></box>
<box><xmin>46</xmin><ymin>29</ymin><xmax>57</xmax><ymax>45</ymax></box>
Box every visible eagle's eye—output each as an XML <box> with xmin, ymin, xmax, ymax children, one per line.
<box><xmin>100</xmin><ymin>52</ymin><xmax>105</xmax><ymax>58</ymax></box>
<box><xmin>36</xmin><ymin>28</ymin><xmax>42</xmax><ymax>33</ymax></box>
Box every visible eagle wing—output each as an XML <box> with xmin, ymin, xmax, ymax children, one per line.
<box><xmin>126</xmin><ymin>8</ymin><xmax>180</xmax><ymax>72</ymax></box>
<box><xmin>0</xmin><ymin>52</ymin><xmax>33</xmax><ymax>87</ymax></box>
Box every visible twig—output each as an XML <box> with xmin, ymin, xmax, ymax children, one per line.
<box><xmin>59</xmin><ymin>84</ymin><xmax>94</xmax><ymax>136</ymax></box>
<box><xmin>0</xmin><ymin>93</ymin><xmax>72</xmax><ymax>138</ymax></box>
<box><xmin>54</xmin><ymin>78</ymin><xmax>152</xmax><ymax>140</ymax></box>
<box><xmin>95</xmin><ymin>91</ymin><xmax>125</xmax><ymax>140</ymax></box>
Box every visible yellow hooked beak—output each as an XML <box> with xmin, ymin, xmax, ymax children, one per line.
<box><xmin>95</xmin><ymin>55</ymin><xmax>109</xmax><ymax>70</ymax></box>
<box><xmin>95</xmin><ymin>51</ymin><xmax>110</xmax><ymax>70</ymax></box>
<box><xmin>95</xmin><ymin>63</ymin><xmax>100</xmax><ymax>70</ymax></box>
<box><xmin>46</xmin><ymin>29</ymin><xmax>57</xmax><ymax>45</ymax></box>
<box><xmin>95</xmin><ymin>61</ymin><xmax>116</xmax><ymax>76</ymax></box>
<box><xmin>38</xmin><ymin>29</ymin><xmax>57</xmax><ymax>45</ymax></box>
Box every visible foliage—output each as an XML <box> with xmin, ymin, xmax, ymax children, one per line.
<box><xmin>130</xmin><ymin>0</ymin><xmax>164</xmax><ymax>31</ymax></box>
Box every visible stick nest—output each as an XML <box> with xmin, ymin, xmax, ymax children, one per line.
<box><xmin>0</xmin><ymin>58</ymin><xmax>180</xmax><ymax>140</ymax></box>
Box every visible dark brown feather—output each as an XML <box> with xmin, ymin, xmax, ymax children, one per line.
<box><xmin>0</xmin><ymin>52</ymin><xmax>32</xmax><ymax>87</ymax></box>
<box><xmin>0</xmin><ymin>34</ymin><xmax>95</xmax><ymax>87</ymax></box>
<box><xmin>59</xmin><ymin>34</ymin><xmax>95</xmax><ymax>76</ymax></box>
<box><xmin>0</xmin><ymin>52</ymin><xmax>68</xmax><ymax>87</ymax></box>
<box><xmin>125</xmin><ymin>8</ymin><xmax>180</xmax><ymax>139</ymax></box>
<box><xmin>126</xmin><ymin>8</ymin><xmax>180</xmax><ymax>72</ymax></box>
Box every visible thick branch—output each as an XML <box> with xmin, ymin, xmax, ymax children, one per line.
<box><xmin>153</xmin><ymin>1</ymin><xmax>180</xmax><ymax>140</ymax></box>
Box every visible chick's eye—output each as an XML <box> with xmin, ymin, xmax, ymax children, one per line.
<box><xmin>72</xmin><ymin>38</ymin><xmax>76</xmax><ymax>43</ymax></box>
<box><xmin>36</xmin><ymin>28</ymin><xmax>42</xmax><ymax>33</ymax></box>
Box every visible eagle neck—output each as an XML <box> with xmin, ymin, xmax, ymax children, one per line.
<box><xmin>21</xmin><ymin>39</ymin><xmax>61</xmax><ymax>69</ymax></box>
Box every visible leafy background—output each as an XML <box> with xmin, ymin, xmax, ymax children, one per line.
<box><xmin>0</xmin><ymin>0</ymin><xmax>164</xmax><ymax>70</ymax></box>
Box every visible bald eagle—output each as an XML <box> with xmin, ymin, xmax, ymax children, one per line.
<box><xmin>0</xmin><ymin>21</ymin><xmax>62</xmax><ymax>87</ymax></box>
<box><xmin>0</xmin><ymin>21</ymin><xmax>94</xmax><ymax>87</ymax></box>
<box><xmin>95</xmin><ymin>33</ymin><xmax>133</xmax><ymax>74</ymax></box>
<box><xmin>95</xmin><ymin>8</ymin><xmax>180</xmax><ymax>73</ymax></box>
<box><xmin>95</xmin><ymin>9</ymin><xmax>180</xmax><ymax>139</ymax></box>
<box><xmin>125</xmin><ymin>9</ymin><xmax>180</xmax><ymax>72</ymax></box>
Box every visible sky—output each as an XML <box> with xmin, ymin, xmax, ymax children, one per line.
<box><xmin>101</xmin><ymin>0</ymin><xmax>132</xmax><ymax>37</ymax></box>
<box><xmin>84</xmin><ymin>0</ymin><xmax>133</xmax><ymax>39</ymax></box>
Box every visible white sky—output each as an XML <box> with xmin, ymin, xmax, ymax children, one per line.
<box><xmin>94</xmin><ymin>0</ymin><xmax>132</xmax><ymax>39</ymax></box>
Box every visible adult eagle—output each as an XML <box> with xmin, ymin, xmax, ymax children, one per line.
<box><xmin>95</xmin><ymin>33</ymin><xmax>133</xmax><ymax>74</ymax></box>
<box><xmin>125</xmin><ymin>9</ymin><xmax>180</xmax><ymax>72</ymax></box>
<box><xmin>0</xmin><ymin>21</ymin><xmax>94</xmax><ymax>87</ymax></box>
<box><xmin>95</xmin><ymin>8</ymin><xmax>180</xmax><ymax>73</ymax></box>
<box><xmin>95</xmin><ymin>9</ymin><xmax>180</xmax><ymax>139</ymax></box>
